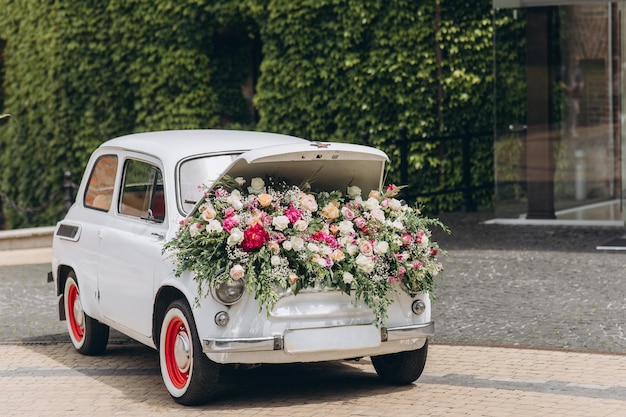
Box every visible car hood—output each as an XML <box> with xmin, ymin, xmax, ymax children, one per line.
<box><xmin>220</xmin><ymin>141</ymin><xmax>389</xmax><ymax>193</ymax></box>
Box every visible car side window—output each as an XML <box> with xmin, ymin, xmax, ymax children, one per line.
<box><xmin>84</xmin><ymin>155</ymin><xmax>118</xmax><ymax>212</ymax></box>
<box><xmin>119</xmin><ymin>159</ymin><xmax>165</xmax><ymax>222</ymax></box>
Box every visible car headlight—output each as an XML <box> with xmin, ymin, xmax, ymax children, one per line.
<box><xmin>212</xmin><ymin>279</ymin><xmax>244</xmax><ymax>305</ymax></box>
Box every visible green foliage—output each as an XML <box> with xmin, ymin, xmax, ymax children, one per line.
<box><xmin>0</xmin><ymin>0</ymin><xmax>219</xmax><ymax>227</ymax></box>
<box><xmin>251</xmin><ymin>0</ymin><xmax>497</xmax><ymax>213</ymax></box>
<box><xmin>0</xmin><ymin>0</ymin><xmax>501</xmax><ymax>227</ymax></box>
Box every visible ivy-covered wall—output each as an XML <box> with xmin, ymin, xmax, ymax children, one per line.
<box><xmin>0</xmin><ymin>0</ymin><xmax>498</xmax><ymax>228</ymax></box>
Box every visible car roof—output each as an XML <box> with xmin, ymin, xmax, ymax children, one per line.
<box><xmin>98</xmin><ymin>130</ymin><xmax>310</xmax><ymax>164</ymax></box>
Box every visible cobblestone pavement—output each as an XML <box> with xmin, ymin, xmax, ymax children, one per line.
<box><xmin>1</xmin><ymin>216</ymin><xmax>626</xmax><ymax>416</ymax></box>
<box><xmin>430</xmin><ymin>212</ymin><xmax>626</xmax><ymax>353</ymax></box>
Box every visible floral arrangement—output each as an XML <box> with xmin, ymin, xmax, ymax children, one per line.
<box><xmin>164</xmin><ymin>176</ymin><xmax>447</xmax><ymax>324</ymax></box>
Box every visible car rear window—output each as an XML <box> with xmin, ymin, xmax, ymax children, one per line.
<box><xmin>84</xmin><ymin>155</ymin><xmax>118</xmax><ymax>212</ymax></box>
<box><xmin>178</xmin><ymin>154</ymin><xmax>238</xmax><ymax>213</ymax></box>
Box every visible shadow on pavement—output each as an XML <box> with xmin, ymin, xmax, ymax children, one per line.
<box><xmin>21</xmin><ymin>340</ymin><xmax>410</xmax><ymax>408</ymax></box>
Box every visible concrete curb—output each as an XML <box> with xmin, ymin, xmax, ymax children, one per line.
<box><xmin>0</xmin><ymin>226</ymin><xmax>55</xmax><ymax>251</ymax></box>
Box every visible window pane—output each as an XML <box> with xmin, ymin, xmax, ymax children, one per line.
<box><xmin>84</xmin><ymin>155</ymin><xmax>118</xmax><ymax>211</ymax></box>
<box><xmin>178</xmin><ymin>154</ymin><xmax>238</xmax><ymax>213</ymax></box>
<box><xmin>120</xmin><ymin>159</ymin><xmax>164</xmax><ymax>221</ymax></box>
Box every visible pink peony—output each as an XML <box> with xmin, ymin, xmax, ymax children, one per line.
<box><xmin>222</xmin><ymin>217</ymin><xmax>238</xmax><ymax>232</ymax></box>
<box><xmin>284</xmin><ymin>203</ymin><xmax>302</xmax><ymax>223</ymax></box>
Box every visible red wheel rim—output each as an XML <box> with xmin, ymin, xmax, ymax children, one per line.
<box><xmin>164</xmin><ymin>316</ymin><xmax>190</xmax><ymax>389</ymax></box>
<box><xmin>67</xmin><ymin>282</ymin><xmax>84</xmax><ymax>342</ymax></box>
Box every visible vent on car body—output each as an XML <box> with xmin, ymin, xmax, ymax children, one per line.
<box><xmin>56</xmin><ymin>224</ymin><xmax>80</xmax><ymax>241</ymax></box>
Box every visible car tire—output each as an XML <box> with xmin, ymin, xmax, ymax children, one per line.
<box><xmin>159</xmin><ymin>299</ymin><xmax>220</xmax><ymax>405</ymax></box>
<box><xmin>371</xmin><ymin>340</ymin><xmax>428</xmax><ymax>385</ymax></box>
<box><xmin>63</xmin><ymin>272</ymin><xmax>109</xmax><ymax>355</ymax></box>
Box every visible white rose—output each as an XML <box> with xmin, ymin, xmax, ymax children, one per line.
<box><xmin>227</xmin><ymin>227</ymin><xmax>244</xmax><ymax>246</ymax></box>
<box><xmin>293</xmin><ymin>219</ymin><xmax>309</xmax><ymax>232</ymax></box>
<box><xmin>337</xmin><ymin>220</ymin><xmax>355</xmax><ymax>236</ymax></box>
<box><xmin>371</xmin><ymin>208</ymin><xmax>385</xmax><ymax>221</ymax></box>
<box><xmin>391</xmin><ymin>219</ymin><xmax>404</xmax><ymax>230</ymax></box>
<box><xmin>229</xmin><ymin>264</ymin><xmax>245</xmax><ymax>280</ymax></box>
<box><xmin>338</xmin><ymin>236</ymin><xmax>352</xmax><ymax>247</ymax></box>
<box><xmin>347</xmin><ymin>185</ymin><xmax>362</xmax><ymax>199</ymax></box>
<box><xmin>355</xmin><ymin>253</ymin><xmax>375</xmax><ymax>273</ymax></box>
<box><xmin>282</xmin><ymin>240</ymin><xmax>293</xmax><ymax>251</ymax></box>
<box><xmin>418</xmin><ymin>235</ymin><xmax>429</xmax><ymax>249</ymax></box>
<box><xmin>271</xmin><ymin>255</ymin><xmax>283</xmax><ymax>267</ymax></box>
<box><xmin>307</xmin><ymin>242</ymin><xmax>320</xmax><ymax>252</ymax></box>
<box><xmin>345</xmin><ymin>243</ymin><xmax>358</xmax><ymax>256</ymax></box>
<box><xmin>227</xmin><ymin>189</ymin><xmax>244</xmax><ymax>210</ymax></box>
<box><xmin>374</xmin><ymin>240</ymin><xmax>389</xmax><ymax>255</ymax></box>
<box><xmin>247</xmin><ymin>177</ymin><xmax>266</xmax><ymax>194</ymax></box>
<box><xmin>291</xmin><ymin>236</ymin><xmax>305</xmax><ymax>251</ymax></box>
<box><xmin>363</xmin><ymin>197</ymin><xmax>380</xmax><ymax>211</ymax></box>
<box><xmin>205</xmin><ymin>219</ymin><xmax>223</xmax><ymax>234</ymax></box>
<box><xmin>342</xmin><ymin>271</ymin><xmax>354</xmax><ymax>284</ymax></box>
<box><xmin>272</xmin><ymin>215</ymin><xmax>290</xmax><ymax>231</ymax></box>
<box><xmin>189</xmin><ymin>222</ymin><xmax>202</xmax><ymax>238</ymax></box>
<box><xmin>389</xmin><ymin>198</ymin><xmax>402</xmax><ymax>211</ymax></box>
<box><xmin>300</xmin><ymin>193</ymin><xmax>318</xmax><ymax>212</ymax></box>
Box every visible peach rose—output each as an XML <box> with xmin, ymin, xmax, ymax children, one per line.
<box><xmin>330</xmin><ymin>249</ymin><xmax>345</xmax><ymax>262</ymax></box>
<box><xmin>257</xmin><ymin>193</ymin><xmax>273</xmax><ymax>207</ymax></box>
<box><xmin>229</xmin><ymin>264</ymin><xmax>245</xmax><ymax>280</ymax></box>
<box><xmin>359</xmin><ymin>240</ymin><xmax>373</xmax><ymax>256</ymax></box>
<box><xmin>201</xmin><ymin>206</ymin><xmax>217</xmax><ymax>221</ymax></box>
<box><xmin>321</xmin><ymin>201</ymin><xmax>339</xmax><ymax>220</ymax></box>
<box><xmin>288</xmin><ymin>271</ymin><xmax>299</xmax><ymax>285</ymax></box>
<box><xmin>368</xmin><ymin>190</ymin><xmax>380</xmax><ymax>199</ymax></box>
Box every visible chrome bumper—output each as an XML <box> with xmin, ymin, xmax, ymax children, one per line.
<box><xmin>202</xmin><ymin>321</ymin><xmax>435</xmax><ymax>353</ymax></box>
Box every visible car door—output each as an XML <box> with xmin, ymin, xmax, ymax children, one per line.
<box><xmin>97</xmin><ymin>155</ymin><xmax>168</xmax><ymax>338</ymax></box>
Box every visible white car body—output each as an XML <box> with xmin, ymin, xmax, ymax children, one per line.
<box><xmin>50</xmin><ymin>130</ymin><xmax>433</xmax><ymax>404</ymax></box>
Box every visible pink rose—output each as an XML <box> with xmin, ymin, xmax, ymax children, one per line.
<box><xmin>386</xmin><ymin>184</ymin><xmax>399</xmax><ymax>196</ymax></box>
<box><xmin>354</xmin><ymin>217</ymin><xmax>367</xmax><ymax>230</ymax></box>
<box><xmin>214</xmin><ymin>188</ymin><xmax>228</xmax><ymax>197</ymax></box>
<box><xmin>359</xmin><ymin>240</ymin><xmax>373</xmax><ymax>256</ymax></box>
<box><xmin>401</xmin><ymin>234</ymin><xmax>413</xmax><ymax>246</ymax></box>
<box><xmin>341</xmin><ymin>206</ymin><xmax>355</xmax><ymax>220</ymax></box>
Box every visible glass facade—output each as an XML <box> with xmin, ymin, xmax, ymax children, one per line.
<box><xmin>493</xmin><ymin>1</ymin><xmax>625</xmax><ymax>223</ymax></box>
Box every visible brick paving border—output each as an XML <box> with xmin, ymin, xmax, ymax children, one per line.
<box><xmin>0</xmin><ymin>343</ymin><xmax>625</xmax><ymax>416</ymax></box>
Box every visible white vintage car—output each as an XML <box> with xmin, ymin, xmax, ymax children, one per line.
<box><xmin>50</xmin><ymin>130</ymin><xmax>435</xmax><ymax>405</ymax></box>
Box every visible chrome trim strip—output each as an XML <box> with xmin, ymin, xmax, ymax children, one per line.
<box><xmin>384</xmin><ymin>321</ymin><xmax>435</xmax><ymax>341</ymax></box>
<box><xmin>203</xmin><ymin>335</ymin><xmax>283</xmax><ymax>353</ymax></box>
